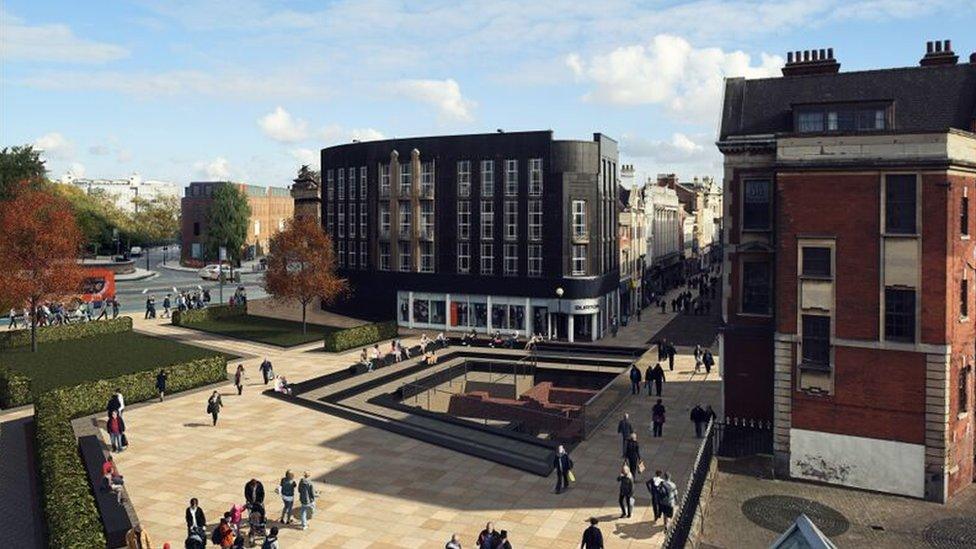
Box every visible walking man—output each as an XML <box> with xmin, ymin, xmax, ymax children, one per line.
<box><xmin>162</xmin><ymin>294</ymin><xmax>172</xmax><ymax>318</ymax></box>
<box><xmin>156</xmin><ymin>369</ymin><xmax>167</xmax><ymax>402</ymax></box>
<box><xmin>207</xmin><ymin>391</ymin><xmax>223</xmax><ymax>426</ymax></box>
<box><xmin>666</xmin><ymin>342</ymin><xmax>676</xmax><ymax>371</ymax></box>
<box><xmin>259</xmin><ymin>358</ymin><xmax>274</xmax><ymax>385</ymax></box>
<box><xmin>298</xmin><ymin>471</ymin><xmax>316</xmax><ymax>530</ymax></box>
<box><xmin>616</xmin><ymin>413</ymin><xmax>633</xmax><ymax>457</ymax></box>
<box><xmin>554</xmin><ymin>445</ymin><xmax>573</xmax><ymax>494</ymax></box>
<box><xmin>703</xmin><ymin>349</ymin><xmax>715</xmax><ymax>374</ymax></box>
<box><xmin>693</xmin><ymin>344</ymin><xmax>703</xmax><ymax>373</ymax></box>
<box><xmin>112</xmin><ymin>297</ymin><xmax>120</xmax><ymax>319</ymax></box>
<box><xmin>234</xmin><ymin>364</ymin><xmax>245</xmax><ymax>396</ymax></box>
<box><xmin>690</xmin><ymin>403</ymin><xmax>706</xmax><ymax>438</ymax></box>
<box><xmin>652</xmin><ymin>399</ymin><xmax>666</xmax><ymax>438</ymax></box>
<box><xmin>579</xmin><ymin>517</ymin><xmax>604</xmax><ymax>549</ymax></box>
<box><xmin>649</xmin><ymin>363</ymin><xmax>665</xmax><ymax>397</ymax></box>
<box><xmin>647</xmin><ymin>470</ymin><xmax>665</xmax><ymax>522</ymax></box>
<box><xmin>628</xmin><ymin>364</ymin><xmax>642</xmax><ymax>395</ymax></box>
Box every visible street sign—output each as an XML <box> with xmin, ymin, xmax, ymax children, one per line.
<box><xmin>219</xmin><ymin>247</ymin><xmax>227</xmax><ymax>261</ymax></box>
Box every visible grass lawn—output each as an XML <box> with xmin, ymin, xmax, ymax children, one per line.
<box><xmin>0</xmin><ymin>331</ymin><xmax>232</xmax><ymax>393</ymax></box>
<box><xmin>180</xmin><ymin>315</ymin><xmax>338</xmax><ymax>347</ymax></box>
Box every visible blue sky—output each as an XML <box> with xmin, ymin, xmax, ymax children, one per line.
<box><xmin>2</xmin><ymin>0</ymin><xmax>974</xmax><ymax>188</ymax></box>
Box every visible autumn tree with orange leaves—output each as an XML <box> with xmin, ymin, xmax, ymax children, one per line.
<box><xmin>0</xmin><ymin>184</ymin><xmax>86</xmax><ymax>351</ymax></box>
<box><xmin>264</xmin><ymin>216</ymin><xmax>348</xmax><ymax>334</ymax></box>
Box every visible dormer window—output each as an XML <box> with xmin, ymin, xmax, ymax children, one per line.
<box><xmin>795</xmin><ymin>103</ymin><xmax>890</xmax><ymax>134</ymax></box>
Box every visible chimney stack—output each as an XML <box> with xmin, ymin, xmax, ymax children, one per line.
<box><xmin>782</xmin><ymin>47</ymin><xmax>840</xmax><ymax>76</ymax></box>
<box><xmin>920</xmin><ymin>39</ymin><xmax>958</xmax><ymax>66</ymax></box>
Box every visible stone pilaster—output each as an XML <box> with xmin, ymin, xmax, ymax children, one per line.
<box><xmin>773</xmin><ymin>333</ymin><xmax>794</xmax><ymax>476</ymax></box>
<box><xmin>924</xmin><ymin>351</ymin><xmax>951</xmax><ymax>502</ymax></box>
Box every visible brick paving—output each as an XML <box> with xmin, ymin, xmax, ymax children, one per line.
<box><xmin>97</xmin><ymin>301</ymin><xmax>720</xmax><ymax>549</ymax></box>
<box><xmin>700</xmin><ymin>457</ymin><xmax>976</xmax><ymax>549</ymax></box>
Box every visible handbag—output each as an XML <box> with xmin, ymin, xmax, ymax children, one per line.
<box><xmin>638</xmin><ymin>460</ymin><xmax>646</xmax><ymax>474</ymax></box>
<box><xmin>567</xmin><ymin>470</ymin><xmax>576</xmax><ymax>483</ymax></box>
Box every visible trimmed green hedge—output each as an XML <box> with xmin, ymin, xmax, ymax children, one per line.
<box><xmin>323</xmin><ymin>321</ymin><xmax>398</xmax><ymax>352</ymax></box>
<box><xmin>35</xmin><ymin>355</ymin><xmax>227</xmax><ymax>549</ymax></box>
<box><xmin>0</xmin><ymin>364</ymin><xmax>31</xmax><ymax>408</ymax></box>
<box><xmin>0</xmin><ymin>317</ymin><xmax>132</xmax><ymax>350</ymax></box>
<box><xmin>172</xmin><ymin>304</ymin><xmax>246</xmax><ymax>326</ymax></box>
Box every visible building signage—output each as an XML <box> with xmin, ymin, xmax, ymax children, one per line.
<box><xmin>573</xmin><ymin>303</ymin><xmax>600</xmax><ymax>312</ymax></box>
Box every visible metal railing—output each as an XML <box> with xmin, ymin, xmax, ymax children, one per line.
<box><xmin>663</xmin><ymin>418</ymin><xmax>715</xmax><ymax>549</ymax></box>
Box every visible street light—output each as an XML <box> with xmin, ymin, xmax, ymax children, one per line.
<box><xmin>555</xmin><ymin>287</ymin><xmax>564</xmax><ymax>340</ymax></box>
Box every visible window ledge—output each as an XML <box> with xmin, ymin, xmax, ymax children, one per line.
<box><xmin>741</xmin><ymin>228</ymin><xmax>772</xmax><ymax>233</ymax></box>
<box><xmin>960</xmin><ymin>317</ymin><xmax>970</xmax><ymax>323</ymax></box>
<box><xmin>799</xmin><ymin>361</ymin><xmax>832</xmax><ymax>373</ymax></box>
<box><xmin>799</xmin><ymin>274</ymin><xmax>833</xmax><ymax>281</ymax></box>
<box><xmin>958</xmin><ymin>411</ymin><xmax>970</xmax><ymax>421</ymax></box>
<box><xmin>962</xmin><ymin>235</ymin><xmax>971</xmax><ymax>241</ymax></box>
<box><xmin>882</xmin><ymin>232</ymin><xmax>920</xmax><ymax>238</ymax></box>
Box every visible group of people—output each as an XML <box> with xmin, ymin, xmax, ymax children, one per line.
<box><xmin>629</xmin><ymin>362</ymin><xmax>667</xmax><ymax>397</ymax></box>
<box><xmin>229</xmin><ymin>286</ymin><xmax>248</xmax><ymax>307</ymax></box>
<box><xmin>692</xmin><ymin>344</ymin><xmax>715</xmax><ymax>374</ymax></box>
<box><xmin>614</xmin><ymin>413</ymin><xmax>681</xmax><ymax>526</ymax></box>
<box><xmin>184</xmin><ymin>472</ymin><xmax>318</xmax><ymax>548</ymax></box>
<box><xmin>8</xmin><ymin>298</ymin><xmax>121</xmax><ymax>329</ymax></box>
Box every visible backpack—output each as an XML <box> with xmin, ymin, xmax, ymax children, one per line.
<box><xmin>655</xmin><ymin>481</ymin><xmax>670</xmax><ymax>502</ymax></box>
<box><xmin>211</xmin><ymin>526</ymin><xmax>222</xmax><ymax>545</ymax></box>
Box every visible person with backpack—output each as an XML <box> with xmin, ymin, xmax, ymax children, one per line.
<box><xmin>660</xmin><ymin>472</ymin><xmax>679</xmax><ymax>528</ymax></box>
<box><xmin>652</xmin><ymin>399</ymin><xmax>666</xmax><ymax>438</ymax></box>
<box><xmin>617</xmin><ymin>464</ymin><xmax>634</xmax><ymax>518</ymax></box>
<box><xmin>554</xmin><ymin>445</ymin><xmax>574</xmax><ymax>494</ymax></box>
<box><xmin>647</xmin><ymin>470</ymin><xmax>665</xmax><ymax>522</ymax></box>
<box><xmin>277</xmin><ymin>470</ymin><xmax>297</xmax><ymax>524</ymax></box>
<box><xmin>207</xmin><ymin>391</ymin><xmax>223</xmax><ymax>426</ymax></box>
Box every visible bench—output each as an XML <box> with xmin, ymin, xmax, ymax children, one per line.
<box><xmin>78</xmin><ymin>434</ymin><xmax>133</xmax><ymax>548</ymax></box>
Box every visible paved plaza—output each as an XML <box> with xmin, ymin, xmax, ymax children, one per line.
<box><xmin>101</xmin><ymin>291</ymin><xmax>719</xmax><ymax>549</ymax></box>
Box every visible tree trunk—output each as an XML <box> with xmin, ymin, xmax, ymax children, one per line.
<box><xmin>301</xmin><ymin>301</ymin><xmax>307</xmax><ymax>334</ymax></box>
<box><xmin>30</xmin><ymin>300</ymin><xmax>37</xmax><ymax>353</ymax></box>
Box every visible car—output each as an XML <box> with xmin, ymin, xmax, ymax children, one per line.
<box><xmin>129</xmin><ymin>246</ymin><xmax>143</xmax><ymax>257</ymax></box>
<box><xmin>198</xmin><ymin>264</ymin><xmax>231</xmax><ymax>280</ymax></box>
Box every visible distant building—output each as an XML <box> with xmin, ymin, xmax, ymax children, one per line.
<box><xmin>641</xmin><ymin>182</ymin><xmax>683</xmax><ymax>294</ymax></box>
<box><xmin>656</xmin><ymin>173</ymin><xmax>723</xmax><ymax>269</ymax></box>
<box><xmin>617</xmin><ymin>166</ymin><xmax>646</xmax><ymax>318</ymax></box>
<box><xmin>316</xmin><ymin>130</ymin><xmax>622</xmax><ymax>342</ymax></box>
<box><xmin>180</xmin><ymin>182</ymin><xmax>294</xmax><ymax>263</ymax></box>
<box><xmin>718</xmin><ymin>41</ymin><xmax>976</xmax><ymax>502</ymax></box>
<box><xmin>60</xmin><ymin>173</ymin><xmax>179</xmax><ymax>213</ymax></box>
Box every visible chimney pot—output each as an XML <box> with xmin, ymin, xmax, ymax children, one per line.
<box><xmin>819</xmin><ymin>49</ymin><xmax>826</xmax><ymax>60</ymax></box>
<box><xmin>945</xmin><ymin>39</ymin><xmax>952</xmax><ymax>52</ymax></box>
<box><xmin>936</xmin><ymin>41</ymin><xmax>943</xmax><ymax>52</ymax></box>
<box><xmin>970</xmin><ymin>52</ymin><xmax>976</xmax><ymax>64</ymax></box>
<box><xmin>828</xmin><ymin>48</ymin><xmax>834</xmax><ymax>59</ymax></box>
<box><xmin>803</xmin><ymin>50</ymin><xmax>810</xmax><ymax>61</ymax></box>
<box><xmin>787</xmin><ymin>52</ymin><xmax>794</xmax><ymax>63</ymax></box>
<box><xmin>927</xmin><ymin>41</ymin><xmax>934</xmax><ymax>53</ymax></box>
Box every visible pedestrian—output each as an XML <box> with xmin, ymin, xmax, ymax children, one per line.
<box><xmin>234</xmin><ymin>364</ymin><xmax>245</xmax><ymax>396</ymax></box>
<box><xmin>650</xmin><ymin>363</ymin><xmax>665</xmax><ymax>397</ymax></box>
<box><xmin>666</xmin><ymin>342</ymin><xmax>676</xmax><ymax>371</ymax></box>
<box><xmin>647</xmin><ymin>470</ymin><xmax>665</xmax><ymax>522</ymax></box>
<box><xmin>553</xmin><ymin>444</ymin><xmax>574</xmax><ymax>494</ymax></box>
<box><xmin>616</xmin><ymin>413</ymin><xmax>633</xmax><ymax>457</ymax></box>
<box><xmin>144</xmin><ymin>296</ymin><xmax>152</xmax><ymax>319</ymax></box>
<box><xmin>244</xmin><ymin>478</ymin><xmax>265</xmax><ymax>507</ymax></box>
<box><xmin>652</xmin><ymin>399</ymin><xmax>666</xmax><ymax>438</ymax></box>
<box><xmin>261</xmin><ymin>526</ymin><xmax>279</xmax><ymax>549</ymax></box>
<box><xmin>445</xmin><ymin>533</ymin><xmax>462</xmax><ymax>549</ymax></box>
<box><xmin>636</xmin><ymin>307</ymin><xmax>642</xmax><ymax>322</ymax></box>
<box><xmin>96</xmin><ymin>300</ymin><xmax>109</xmax><ymax>320</ymax></box>
<box><xmin>298</xmin><ymin>471</ymin><xmax>316</xmax><ymax>530</ymax></box>
<box><xmin>703</xmin><ymin>349</ymin><xmax>714</xmax><ymax>374</ymax></box>
<box><xmin>156</xmin><ymin>369</ymin><xmax>168</xmax><ymax>402</ymax></box>
<box><xmin>85</xmin><ymin>299</ymin><xmax>94</xmax><ymax>322</ymax></box>
<box><xmin>705</xmin><ymin>404</ymin><xmax>718</xmax><ymax>424</ymax></box>
<box><xmin>690</xmin><ymin>404</ymin><xmax>706</xmax><ymax>438</ymax></box>
<box><xmin>656</xmin><ymin>339</ymin><xmax>665</xmax><ymax>361</ymax></box>
<box><xmin>215</xmin><ymin>516</ymin><xmax>234</xmax><ymax>548</ymax></box>
<box><xmin>476</xmin><ymin>522</ymin><xmax>497</xmax><ymax>549</ymax></box>
<box><xmin>259</xmin><ymin>358</ymin><xmax>274</xmax><ymax>385</ymax></box>
<box><xmin>659</xmin><ymin>473</ymin><xmax>678</xmax><ymax>528</ymax></box>
<box><xmin>693</xmin><ymin>345</ymin><xmax>703</xmax><ymax>373</ymax></box>
<box><xmin>579</xmin><ymin>517</ymin><xmax>604</xmax><ymax>549</ymax></box>
<box><xmin>185</xmin><ymin>498</ymin><xmax>207</xmax><ymax>534</ymax></box>
<box><xmin>108</xmin><ymin>410</ymin><xmax>125</xmax><ymax>452</ymax></box>
<box><xmin>496</xmin><ymin>530</ymin><xmax>512</xmax><ymax>549</ymax></box>
<box><xmin>277</xmin><ymin>470</ymin><xmax>297</xmax><ymax>524</ymax></box>
<box><xmin>125</xmin><ymin>524</ymin><xmax>152</xmax><ymax>549</ymax></box>
<box><xmin>112</xmin><ymin>297</ymin><xmax>120</xmax><ymax>319</ymax></box>
<box><xmin>113</xmin><ymin>388</ymin><xmax>126</xmax><ymax>416</ymax></box>
<box><xmin>628</xmin><ymin>364</ymin><xmax>642</xmax><ymax>395</ymax></box>
<box><xmin>207</xmin><ymin>391</ymin><xmax>223</xmax><ymax>426</ymax></box>
<box><xmin>611</xmin><ymin>316</ymin><xmax>619</xmax><ymax>337</ymax></box>
<box><xmin>624</xmin><ymin>433</ymin><xmax>642</xmax><ymax>478</ymax></box>
<box><xmin>617</xmin><ymin>464</ymin><xmax>634</xmax><ymax>518</ymax></box>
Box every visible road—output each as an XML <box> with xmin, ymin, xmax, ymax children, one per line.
<box><xmin>114</xmin><ymin>246</ymin><xmax>268</xmax><ymax>313</ymax></box>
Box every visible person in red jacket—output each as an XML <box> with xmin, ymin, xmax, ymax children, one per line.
<box><xmin>108</xmin><ymin>410</ymin><xmax>125</xmax><ymax>452</ymax></box>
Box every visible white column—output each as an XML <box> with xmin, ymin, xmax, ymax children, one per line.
<box><xmin>568</xmin><ymin>314</ymin><xmax>575</xmax><ymax>343</ymax></box>
<box><xmin>407</xmin><ymin>291</ymin><xmax>414</xmax><ymax>328</ymax></box>
<box><xmin>591</xmin><ymin>314</ymin><xmax>598</xmax><ymax>342</ymax></box>
<box><xmin>445</xmin><ymin>293</ymin><xmax>451</xmax><ymax>330</ymax></box>
<box><xmin>486</xmin><ymin>295</ymin><xmax>492</xmax><ymax>332</ymax></box>
<box><xmin>524</xmin><ymin>298</ymin><xmax>532</xmax><ymax>337</ymax></box>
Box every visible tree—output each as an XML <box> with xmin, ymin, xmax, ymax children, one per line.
<box><xmin>0</xmin><ymin>184</ymin><xmax>86</xmax><ymax>351</ymax></box>
<box><xmin>0</xmin><ymin>145</ymin><xmax>47</xmax><ymax>199</ymax></box>
<box><xmin>206</xmin><ymin>184</ymin><xmax>251</xmax><ymax>264</ymax></box>
<box><xmin>264</xmin><ymin>216</ymin><xmax>348</xmax><ymax>334</ymax></box>
<box><xmin>130</xmin><ymin>195</ymin><xmax>180</xmax><ymax>245</ymax></box>
<box><xmin>51</xmin><ymin>184</ymin><xmax>129</xmax><ymax>253</ymax></box>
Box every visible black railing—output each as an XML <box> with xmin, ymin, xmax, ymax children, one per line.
<box><xmin>662</xmin><ymin>417</ymin><xmax>773</xmax><ymax>548</ymax></box>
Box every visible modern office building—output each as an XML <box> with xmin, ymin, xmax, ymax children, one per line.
<box><xmin>60</xmin><ymin>172</ymin><xmax>179</xmax><ymax>213</ymax></box>
<box><xmin>718</xmin><ymin>41</ymin><xmax>976</xmax><ymax>501</ymax></box>
<box><xmin>320</xmin><ymin>130</ymin><xmax>621</xmax><ymax>342</ymax></box>
<box><xmin>181</xmin><ymin>181</ymin><xmax>293</xmax><ymax>263</ymax></box>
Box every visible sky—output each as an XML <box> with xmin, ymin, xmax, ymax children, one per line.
<box><xmin>2</xmin><ymin>0</ymin><xmax>975</xmax><ymax>188</ymax></box>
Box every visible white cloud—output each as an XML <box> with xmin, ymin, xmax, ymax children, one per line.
<box><xmin>67</xmin><ymin>162</ymin><xmax>87</xmax><ymax>178</ymax></box>
<box><xmin>318</xmin><ymin>125</ymin><xmax>385</xmax><ymax>145</ymax></box>
<box><xmin>194</xmin><ymin>157</ymin><xmax>231</xmax><ymax>180</ymax></box>
<box><xmin>619</xmin><ymin>132</ymin><xmax>721</xmax><ymax>179</ymax></box>
<box><xmin>89</xmin><ymin>144</ymin><xmax>110</xmax><ymax>156</ymax></box>
<box><xmin>0</xmin><ymin>9</ymin><xmax>129</xmax><ymax>63</ymax></box>
<box><xmin>568</xmin><ymin>34</ymin><xmax>781</xmax><ymax>123</ymax></box>
<box><xmin>258</xmin><ymin>107</ymin><xmax>309</xmax><ymax>143</ymax></box>
<box><xmin>393</xmin><ymin>79</ymin><xmax>475</xmax><ymax>123</ymax></box>
<box><xmin>348</xmin><ymin>128</ymin><xmax>385</xmax><ymax>142</ymax></box>
<box><xmin>290</xmin><ymin>148</ymin><xmax>319</xmax><ymax>169</ymax></box>
<box><xmin>21</xmin><ymin>69</ymin><xmax>320</xmax><ymax>100</ymax></box>
<box><xmin>34</xmin><ymin>132</ymin><xmax>74</xmax><ymax>160</ymax></box>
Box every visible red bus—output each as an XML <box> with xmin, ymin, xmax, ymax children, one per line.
<box><xmin>79</xmin><ymin>268</ymin><xmax>116</xmax><ymax>306</ymax></box>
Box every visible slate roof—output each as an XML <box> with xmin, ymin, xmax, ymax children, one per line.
<box><xmin>720</xmin><ymin>62</ymin><xmax>976</xmax><ymax>140</ymax></box>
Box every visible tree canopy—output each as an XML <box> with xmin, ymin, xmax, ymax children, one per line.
<box><xmin>0</xmin><ymin>145</ymin><xmax>47</xmax><ymax>199</ymax></box>
<box><xmin>206</xmin><ymin>184</ymin><xmax>251</xmax><ymax>264</ymax></box>
<box><xmin>264</xmin><ymin>216</ymin><xmax>348</xmax><ymax>333</ymax></box>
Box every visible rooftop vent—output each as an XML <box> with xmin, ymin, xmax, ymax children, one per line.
<box><xmin>920</xmin><ymin>40</ymin><xmax>958</xmax><ymax>66</ymax></box>
<box><xmin>782</xmin><ymin>48</ymin><xmax>840</xmax><ymax>76</ymax></box>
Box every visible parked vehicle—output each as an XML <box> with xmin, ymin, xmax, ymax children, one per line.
<box><xmin>199</xmin><ymin>264</ymin><xmax>231</xmax><ymax>280</ymax></box>
<box><xmin>129</xmin><ymin>246</ymin><xmax>143</xmax><ymax>257</ymax></box>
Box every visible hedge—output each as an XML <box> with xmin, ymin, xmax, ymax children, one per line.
<box><xmin>172</xmin><ymin>304</ymin><xmax>246</xmax><ymax>326</ymax></box>
<box><xmin>0</xmin><ymin>364</ymin><xmax>31</xmax><ymax>408</ymax></box>
<box><xmin>34</xmin><ymin>355</ymin><xmax>228</xmax><ymax>549</ymax></box>
<box><xmin>0</xmin><ymin>317</ymin><xmax>132</xmax><ymax>350</ymax></box>
<box><xmin>323</xmin><ymin>321</ymin><xmax>398</xmax><ymax>352</ymax></box>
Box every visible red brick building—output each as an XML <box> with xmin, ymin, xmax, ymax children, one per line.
<box><xmin>718</xmin><ymin>41</ymin><xmax>976</xmax><ymax>502</ymax></box>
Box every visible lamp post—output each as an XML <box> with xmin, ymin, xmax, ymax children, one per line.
<box><xmin>555</xmin><ymin>287</ymin><xmax>564</xmax><ymax>340</ymax></box>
